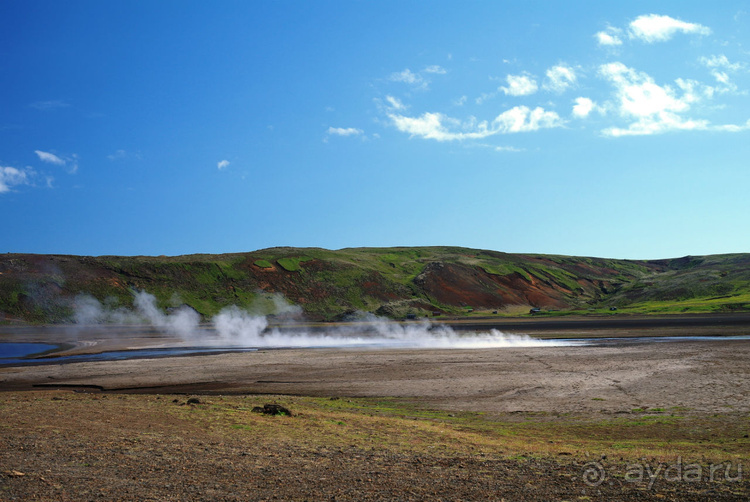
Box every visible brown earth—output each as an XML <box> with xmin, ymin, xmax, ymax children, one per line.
<box><xmin>1</xmin><ymin>318</ymin><xmax>750</xmax><ymax>500</ymax></box>
<box><xmin>2</xmin><ymin>390</ymin><xmax>745</xmax><ymax>502</ymax></box>
<box><xmin>414</xmin><ymin>261</ymin><xmax>572</xmax><ymax>310</ymax></box>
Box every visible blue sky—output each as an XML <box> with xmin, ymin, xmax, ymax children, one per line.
<box><xmin>2</xmin><ymin>1</ymin><xmax>750</xmax><ymax>259</ymax></box>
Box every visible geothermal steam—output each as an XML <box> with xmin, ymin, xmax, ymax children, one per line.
<box><xmin>75</xmin><ymin>291</ymin><xmax>574</xmax><ymax>349</ymax></box>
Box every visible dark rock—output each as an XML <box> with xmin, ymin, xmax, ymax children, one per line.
<box><xmin>187</xmin><ymin>397</ymin><xmax>201</xmax><ymax>405</ymax></box>
<box><xmin>251</xmin><ymin>403</ymin><xmax>292</xmax><ymax>416</ymax></box>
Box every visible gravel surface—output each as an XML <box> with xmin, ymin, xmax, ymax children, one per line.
<box><xmin>2</xmin><ymin>391</ymin><xmax>748</xmax><ymax>501</ymax></box>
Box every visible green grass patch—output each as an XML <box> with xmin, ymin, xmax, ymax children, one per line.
<box><xmin>161</xmin><ymin>395</ymin><xmax>750</xmax><ymax>461</ymax></box>
<box><xmin>276</xmin><ymin>256</ymin><xmax>313</xmax><ymax>272</ymax></box>
<box><xmin>3</xmin><ymin>391</ymin><xmax>748</xmax><ymax>465</ymax></box>
<box><xmin>613</xmin><ymin>292</ymin><xmax>750</xmax><ymax>314</ymax></box>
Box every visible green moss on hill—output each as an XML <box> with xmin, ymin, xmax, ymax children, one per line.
<box><xmin>1</xmin><ymin>248</ymin><xmax>750</xmax><ymax>323</ymax></box>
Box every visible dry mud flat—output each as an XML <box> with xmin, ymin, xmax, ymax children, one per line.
<box><xmin>3</xmin><ymin>341</ymin><xmax>750</xmax><ymax>417</ymax></box>
<box><xmin>2</xmin><ymin>318</ymin><xmax>750</xmax><ymax>500</ymax></box>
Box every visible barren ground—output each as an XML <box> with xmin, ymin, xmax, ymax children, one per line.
<box><xmin>1</xmin><ymin>317</ymin><xmax>749</xmax><ymax>500</ymax></box>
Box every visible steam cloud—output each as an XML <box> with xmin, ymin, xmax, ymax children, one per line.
<box><xmin>74</xmin><ymin>291</ymin><xmax>575</xmax><ymax>349</ymax></box>
<box><xmin>74</xmin><ymin>291</ymin><xmax>200</xmax><ymax>338</ymax></box>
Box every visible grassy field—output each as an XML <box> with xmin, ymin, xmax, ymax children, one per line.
<box><xmin>4</xmin><ymin>389</ymin><xmax>746</xmax><ymax>462</ymax></box>
<box><xmin>2</xmin><ymin>391</ymin><xmax>747</xmax><ymax>465</ymax></box>
<box><xmin>2</xmin><ymin>246</ymin><xmax>750</xmax><ymax>323</ymax></box>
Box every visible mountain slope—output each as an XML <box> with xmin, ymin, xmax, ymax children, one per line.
<box><xmin>1</xmin><ymin>247</ymin><xmax>749</xmax><ymax>323</ymax></box>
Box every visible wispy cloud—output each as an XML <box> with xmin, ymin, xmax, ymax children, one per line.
<box><xmin>543</xmin><ymin>65</ymin><xmax>577</xmax><ymax>93</ymax></box>
<box><xmin>701</xmin><ymin>54</ymin><xmax>744</xmax><ymax>72</ymax></box>
<box><xmin>29</xmin><ymin>100</ymin><xmax>70</xmax><ymax>111</ymax></box>
<box><xmin>108</xmin><ymin>150</ymin><xmax>128</xmax><ymax>161</ymax></box>
<box><xmin>711</xmin><ymin>119</ymin><xmax>750</xmax><ymax>133</ymax></box>
<box><xmin>0</xmin><ymin>166</ymin><xmax>33</xmax><ymax>193</ymax></box>
<box><xmin>107</xmin><ymin>149</ymin><xmax>142</xmax><ymax>161</ymax></box>
<box><xmin>700</xmin><ymin>54</ymin><xmax>744</xmax><ymax>93</ymax></box>
<box><xmin>388</xmin><ymin>106</ymin><xmax>563</xmax><ymax>142</ymax></box>
<box><xmin>388</xmin><ymin>65</ymin><xmax>447</xmax><ymax>90</ymax></box>
<box><xmin>423</xmin><ymin>65</ymin><xmax>447</xmax><ymax>74</ymax></box>
<box><xmin>35</xmin><ymin>150</ymin><xmax>78</xmax><ymax>174</ymax></box>
<box><xmin>217</xmin><ymin>160</ymin><xmax>230</xmax><ymax>170</ymax></box>
<box><xmin>324</xmin><ymin>127</ymin><xmax>365</xmax><ymax>142</ymax></box>
<box><xmin>385</xmin><ymin>95</ymin><xmax>406</xmax><ymax>111</ymax></box>
<box><xmin>595</xmin><ymin>27</ymin><xmax>623</xmax><ymax>46</ymax></box>
<box><xmin>389</xmin><ymin>68</ymin><xmax>426</xmax><ymax>88</ymax></box>
<box><xmin>327</xmin><ymin>127</ymin><xmax>364</xmax><ymax>137</ymax></box>
<box><xmin>628</xmin><ymin>14</ymin><xmax>711</xmax><ymax>43</ymax></box>
<box><xmin>475</xmin><ymin>91</ymin><xmax>496</xmax><ymax>105</ymax></box>
<box><xmin>35</xmin><ymin>150</ymin><xmax>65</xmax><ymax>166</ymax></box>
<box><xmin>501</xmin><ymin>73</ymin><xmax>538</xmax><ymax>96</ymax></box>
<box><xmin>495</xmin><ymin>145</ymin><xmax>524</xmax><ymax>153</ymax></box>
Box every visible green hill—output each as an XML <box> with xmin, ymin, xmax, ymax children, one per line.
<box><xmin>1</xmin><ymin>247</ymin><xmax>749</xmax><ymax>323</ymax></box>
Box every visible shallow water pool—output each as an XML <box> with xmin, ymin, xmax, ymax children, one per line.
<box><xmin>0</xmin><ymin>342</ymin><xmax>58</xmax><ymax>365</ymax></box>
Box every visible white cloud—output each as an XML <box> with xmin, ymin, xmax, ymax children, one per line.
<box><xmin>0</xmin><ymin>166</ymin><xmax>32</xmax><ymax>193</ymax></box>
<box><xmin>423</xmin><ymin>65</ymin><xmax>447</xmax><ymax>74</ymax></box>
<box><xmin>385</xmin><ymin>95</ymin><xmax>406</xmax><ymax>111</ymax></box>
<box><xmin>595</xmin><ymin>27</ymin><xmax>623</xmax><ymax>46</ymax></box>
<box><xmin>628</xmin><ymin>14</ymin><xmax>711</xmax><ymax>43</ymax></box>
<box><xmin>495</xmin><ymin>106</ymin><xmax>562</xmax><ymax>132</ymax></box>
<box><xmin>543</xmin><ymin>65</ymin><xmax>577</xmax><ymax>93</ymax></box>
<box><xmin>712</xmin><ymin>119</ymin><xmax>750</xmax><ymax>133</ymax></box>
<box><xmin>34</xmin><ymin>150</ymin><xmax>78</xmax><ymax>174</ymax></box>
<box><xmin>388</xmin><ymin>67</ymin><xmax>445</xmax><ymax>89</ymax></box>
<box><xmin>598</xmin><ymin>62</ymin><xmax>709</xmax><ymax>136</ymax></box>
<box><xmin>326</xmin><ymin>127</ymin><xmax>364</xmax><ymax>137</ymax></box>
<box><xmin>34</xmin><ymin>150</ymin><xmax>65</xmax><ymax>166</ymax></box>
<box><xmin>572</xmin><ymin>97</ymin><xmax>596</xmax><ymax>118</ymax></box>
<box><xmin>389</xmin><ymin>68</ymin><xmax>425</xmax><ymax>87</ymax></box>
<box><xmin>674</xmin><ymin>78</ymin><xmax>705</xmax><ymax>104</ymax></box>
<box><xmin>388</xmin><ymin>106</ymin><xmax>562</xmax><ymax>142</ymax></box>
<box><xmin>454</xmin><ymin>95</ymin><xmax>468</xmax><ymax>106</ymax></box>
<box><xmin>217</xmin><ymin>160</ymin><xmax>230</xmax><ymax>170</ymax></box>
<box><xmin>594</xmin><ymin>62</ymin><xmax>750</xmax><ymax>136</ymax></box>
<box><xmin>389</xmin><ymin>112</ymin><xmax>462</xmax><ymax>141</ymax></box>
<box><xmin>501</xmin><ymin>73</ymin><xmax>538</xmax><ymax>96</ymax></box>
<box><xmin>701</xmin><ymin>54</ymin><xmax>743</xmax><ymax>71</ymax></box>
<box><xmin>700</xmin><ymin>55</ymin><xmax>743</xmax><ymax>92</ymax></box>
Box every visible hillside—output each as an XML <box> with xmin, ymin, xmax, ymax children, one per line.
<box><xmin>1</xmin><ymin>247</ymin><xmax>750</xmax><ymax>323</ymax></box>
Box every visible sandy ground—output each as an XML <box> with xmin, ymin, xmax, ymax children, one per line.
<box><xmin>2</xmin><ymin>316</ymin><xmax>750</xmax><ymax>417</ymax></box>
